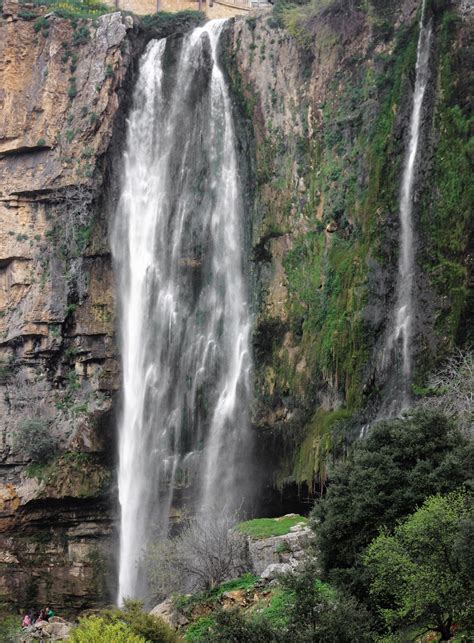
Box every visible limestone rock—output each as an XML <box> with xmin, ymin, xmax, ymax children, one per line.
<box><xmin>150</xmin><ymin>598</ymin><xmax>178</xmax><ymax>628</ymax></box>
<box><xmin>0</xmin><ymin>9</ymin><xmax>140</xmax><ymax>611</ymax></box>
<box><xmin>261</xmin><ymin>562</ymin><xmax>293</xmax><ymax>580</ymax></box>
<box><xmin>247</xmin><ymin>522</ymin><xmax>313</xmax><ymax>576</ymax></box>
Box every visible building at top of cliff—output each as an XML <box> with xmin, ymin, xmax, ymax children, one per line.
<box><xmin>103</xmin><ymin>0</ymin><xmax>271</xmax><ymax>19</ymax></box>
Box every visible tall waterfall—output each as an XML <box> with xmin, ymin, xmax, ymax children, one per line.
<box><xmin>111</xmin><ymin>20</ymin><xmax>252</xmax><ymax>605</ymax></box>
<box><xmin>383</xmin><ymin>0</ymin><xmax>432</xmax><ymax>413</ymax></box>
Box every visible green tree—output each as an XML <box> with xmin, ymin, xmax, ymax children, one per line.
<box><xmin>311</xmin><ymin>412</ymin><xmax>473</xmax><ymax>591</ymax></box>
<box><xmin>364</xmin><ymin>490</ymin><xmax>474</xmax><ymax>640</ymax></box>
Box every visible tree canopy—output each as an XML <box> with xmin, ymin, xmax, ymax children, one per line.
<box><xmin>364</xmin><ymin>490</ymin><xmax>474</xmax><ymax>640</ymax></box>
<box><xmin>311</xmin><ymin>411</ymin><xmax>473</xmax><ymax>590</ymax></box>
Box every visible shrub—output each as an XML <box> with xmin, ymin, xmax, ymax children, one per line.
<box><xmin>196</xmin><ymin>563</ymin><xmax>374</xmax><ymax>642</ymax></box>
<box><xmin>183</xmin><ymin>616</ymin><xmax>216</xmax><ymax>641</ymax></box>
<box><xmin>206</xmin><ymin>609</ymin><xmax>281</xmax><ymax>642</ymax></box>
<box><xmin>147</xmin><ymin>513</ymin><xmax>249</xmax><ymax>601</ymax></box>
<box><xmin>100</xmin><ymin>600</ymin><xmax>180</xmax><ymax>643</ymax></box>
<box><xmin>69</xmin><ymin>616</ymin><xmax>145</xmax><ymax>643</ymax></box>
<box><xmin>416</xmin><ymin>349</ymin><xmax>473</xmax><ymax>436</ymax></box>
<box><xmin>0</xmin><ymin>615</ymin><xmax>21</xmax><ymax>643</ymax></box>
<box><xmin>14</xmin><ymin>418</ymin><xmax>58</xmax><ymax>463</ymax></box>
<box><xmin>140</xmin><ymin>10</ymin><xmax>205</xmax><ymax>39</ymax></box>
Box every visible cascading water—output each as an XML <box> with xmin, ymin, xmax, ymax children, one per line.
<box><xmin>111</xmin><ymin>20</ymin><xmax>252</xmax><ymax>605</ymax></box>
<box><xmin>383</xmin><ymin>0</ymin><xmax>432</xmax><ymax>413</ymax></box>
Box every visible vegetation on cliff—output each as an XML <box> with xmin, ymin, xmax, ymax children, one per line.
<box><xmin>226</xmin><ymin>0</ymin><xmax>473</xmax><ymax>493</ymax></box>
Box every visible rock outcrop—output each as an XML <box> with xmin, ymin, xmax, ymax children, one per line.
<box><xmin>247</xmin><ymin>519</ymin><xmax>313</xmax><ymax>577</ymax></box>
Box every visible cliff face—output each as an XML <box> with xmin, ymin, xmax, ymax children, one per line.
<box><xmin>0</xmin><ymin>4</ymin><xmax>141</xmax><ymax>610</ymax></box>
<box><xmin>0</xmin><ymin>0</ymin><xmax>471</xmax><ymax>611</ymax></box>
<box><xmin>224</xmin><ymin>0</ymin><xmax>472</xmax><ymax>496</ymax></box>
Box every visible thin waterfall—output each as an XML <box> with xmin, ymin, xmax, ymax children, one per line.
<box><xmin>383</xmin><ymin>0</ymin><xmax>432</xmax><ymax>413</ymax></box>
<box><xmin>110</xmin><ymin>20</ymin><xmax>252</xmax><ymax>605</ymax></box>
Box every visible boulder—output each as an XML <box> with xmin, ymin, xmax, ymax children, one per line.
<box><xmin>41</xmin><ymin>621</ymin><xmax>72</xmax><ymax>639</ymax></box>
<box><xmin>150</xmin><ymin>598</ymin><xmax>177</xmax><ymax>628</ymax></box>
<box><xmin>261</xmin><ymin>563</ymin><xmax>293</xmax><ymax>580</ymax></box>
<box><xmin>247</xmin><ymin>523</ymin><xmax>314</xmax><ymax>575</ymax></box>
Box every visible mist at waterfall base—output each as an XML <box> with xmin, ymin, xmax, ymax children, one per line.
<box><xmin>111</xmin><ymin>21</ymin><xmax>253</xmax><ymax>605</ymax></box>
<box><xmin>381</xmin><ymin>0</ymin><xmax>432</xmax><ymax>417</ymax></box>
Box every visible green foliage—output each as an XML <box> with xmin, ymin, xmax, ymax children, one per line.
<box><xmin>418</xmin><ymin>9</ymin><xmax>473</xmax><ymax>353</ymax></box>
<box><xmin>364</xmin><ymin>490</ymin><xmax>474</xmax><ymax>639</ymax></box>
<box><xmin>105</xmin><ymin>63</ymin><xmax>113</xmax><ymax>78</ymax></box>
<box><xmin>205</xmin><ymin>609</ymin><xmax>281</xmax><ymax>642</ymax></box>
<box><xmin>100</xmin><ymin>600</ymin><xmax>180</xmax><ymax>643</ymax></box>
<box><xmin>72</xmin><ymin>24</ymin><xmax>90</xmax><ymax>45</ymax></box>
<box><xmin>140</xmin><ymin>10</ymin><xmax>205</xmax><ymax>38</ymax></box>
<box><xmin>34</xmin><ymin>16</ymin><xmax>48</xmax><ymax>32</ymax></box>
<box><xmin>277</xmin><ymin>563</ymin><xmax>373</xmax><ymax>641</ymax></box>
<box><xmin>36</xmin><ymin>138</ymin><xmax>46</xmax><ymax>146</ymax></box>
<box><xmin>0</xmin><ymin>615</ymin><xmax>21</xmax><ymax>643</ymax></box>
<box><xmin>68</xmin><ymin>616</ymin><xmax>146</xmax><ymax>643</ymax></box>
<box><xmin>27</xmin><ymin>0</ymin><xmax>111</xmax><ymax>20</ymax></box>
<box><xmin>311</xmin><ymin>412</ymin><xmax>474</xmax><ymax>593</ymax></box>
<box><xmin>14</xmin><ymin>418</ymin><xmax>58</xmax><ymax>464</ymax></box>
<box><xmin>183</xmin><ymin>616</ymin><xmax>216</xmax><ymax>641</ymax></box>
<box><xmin>193</xmin><ymin>563</ymin><xmax>374</xmax><ymax>642</ymax></box>
<box><xmin>175</xmin><ymin>574</ymin><xmax>259</xmax><ymax>614</ymax></box>
<box><xmin>236</xmin><ymin>515</ymin><xmax>306</xmax><ymax>538</ymax></box>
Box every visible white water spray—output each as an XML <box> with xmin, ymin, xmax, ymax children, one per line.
<box><xmin>111</xmin><ymin>20</ymin><xmax>252</xmax><ymax>605</ymax></box>
<box><xmin>384</xmin><ymin>0</ymin><xmax>432</xmax><ymax>412</ymax></box>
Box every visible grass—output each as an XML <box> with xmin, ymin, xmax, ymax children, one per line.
<box><xmin>236</xmin><ymin>515</ymin><xmax>307</xmax><ymax>539</ymax></box>
<box><xmin>183</xmin><ymin>616</ymin><xmax>216</xmax><ymax>641</ymax></box>
<box><xmin>174</xmin><ymin>573</ymin><xmax>259</xmax><ymax>614</ymax></box>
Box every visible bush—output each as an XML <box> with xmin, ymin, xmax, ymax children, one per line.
<box><xmin>206</xmin><ymin>609</ymin><xmax>282</xmax><ymax>642</ymax></box>
<box><xmin>140</xmin><ymin>10</ymin><xmax>205</xmax><ymax>39</ymax></box>
<box><xmin>147</xmin><ymin>514</ymin><xmax>249</xmax><ymax>601</ymax></box>
<box><xmin>0</xmin><ymin>615</ymin><xmax>21</xmax><ymax>643</ymax></box>
<box><xmin>311</xmin><ymin>411</ymin><xmax>474</xmax><ymax>593</ymax></box>
<box><xmin>14</xmin><ymin>418</ymin><xmax>58</xmax><ymax>463</ymax></box>
<box><xmin>191</xmin><ymin>563</ymin><xmax>374</xmax><ymax>642</ymax></box>
<box><xmin>277</xmin><ymin>562</ymin><xmax>374</xmax><ymax>642</ymax></box>
<box><xmin>68</xmin><ymin>616</ymin><xmax>145</xmax><ymax>643</ymax></box>
<box><xmin>101</xmin><ymin>600</ymin><xmax>180</xmax><ymax>643</ymax></box>
<box><xmin>416</xmin><ymin>349</ymin><xmax>473</xmax><ymax>436</ymax></box>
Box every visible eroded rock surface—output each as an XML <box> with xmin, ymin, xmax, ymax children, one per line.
<box><xmin>0</xmin><ymin>5</ymin><xmax>139</xmax><ymax>610</ymax></box>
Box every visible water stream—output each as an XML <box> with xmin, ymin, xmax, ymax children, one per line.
<box><xmin>383</xmin><ymin>0</ymin><xmax>432</xmax><ymax>413</ymax></box>
<box><xmin>111</xmin><ymin>20</ymin><xmax>252</xmax><ymax>604</ymax></box>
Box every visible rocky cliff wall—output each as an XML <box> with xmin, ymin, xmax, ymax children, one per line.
<box><xmin>0</xmin><ymin>0</ymin><xmax>471</xmax><ymax>611</ymax></box>
<box><xmin>223</xmin><ymin>0</ymin><xmax>473</xmax><ymax>498</ymax></box>
<box><xmin>0</xmin><ymin>3</ymin><xmax>143</xmax><ymax>611</ymax></box>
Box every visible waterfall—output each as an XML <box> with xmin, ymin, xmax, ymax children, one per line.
<box><xmin>383</xmin><ymin>0</ymin><xmax>432</xmax><ymax>413</ymax></box>
<box><xmin>111</xmin><ymin>20</ymin><xmax>252</xmax><ymax>605</ymax></box>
